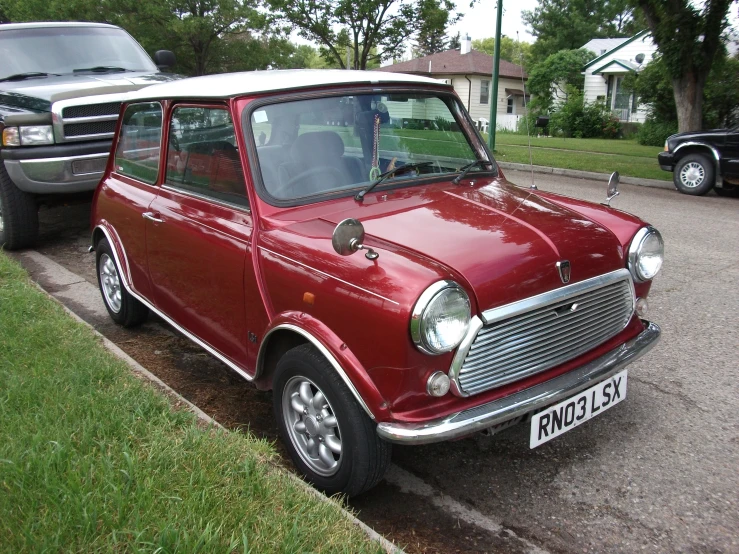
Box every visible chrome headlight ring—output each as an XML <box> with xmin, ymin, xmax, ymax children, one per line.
<box><xmin>410</xmin><ymin>280</ymin><xmax>471</xmax><ymax>355</ymax></box>
<box><xmin>627</xmin><ymin>226</ymin><xmax>664</xmax><ymax>282</ymax></box>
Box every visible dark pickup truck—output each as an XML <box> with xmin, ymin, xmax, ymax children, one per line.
<box><xmin>658</xmin><ymin>126</ymin><xmax>739</xmax><ymax>196</ymax></box>
<box><xmin>0</xmin><ymin>21</ymin><xmax>178</xmax><ymax>249</ymax></box>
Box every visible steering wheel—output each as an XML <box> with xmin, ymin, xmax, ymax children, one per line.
<box><xmin>271</xmin><ymin>166</ymin><xmax>346</xmax><ymax>199</ymax></box>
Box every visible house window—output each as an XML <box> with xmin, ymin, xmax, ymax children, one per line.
<box><xmin>480</xmin><ymin>80</ymin><xmax>490</xmax><ymax>104</ymax></box>
<box><xmin>507</xmin><ymin>97</ymin><xmax>514</xmax><ymax>114</ymax></box>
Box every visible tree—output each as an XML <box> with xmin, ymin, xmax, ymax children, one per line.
<box><xmin>632</xmin><ymin>0</ymin><xmax>735</xmax><ymax>132</ymax></box>
<box><xmin>472</xmin><ymin>36</ymin><xmax>533</xmax><ymax>69</ymax></box>
<box><xmin>526</xmin><ymin>49</ymin><xmax>596</xmax><ymax>111</ymax></box>
<box><xmin>414</xmin><ymin>0</ymin><xmax>457</xmax><ymax>56</ymax></box>
<box><xmin>447</xmin><ymin>32</ymin><xmax>461</xmax><ymax>49</ymax></box>
<box><xmin>267</xmin><ymin>0</ymin><xmax>456</xmax><ymax>69</ymax></box>
<box><xmin>522</xmin><ymin>0</ymin><xmax>643</xmax><ymax>63</ymax></box>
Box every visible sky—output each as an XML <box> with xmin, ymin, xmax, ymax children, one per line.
<box><xmin>448</xmin><ymin>0</ymin><xmax>540</xmax><ymax>44</ymax></box>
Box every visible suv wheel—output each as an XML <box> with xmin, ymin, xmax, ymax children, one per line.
<box><xmin>0</xmin><ymin>161</ymin><xmax>39</xmax><ymax>249</ymax></box>
<box><xmin>273</xmin><ymin>344</ymin><xmax>391</xmax><ymax>497</ymax></box>
<box><xmin>673</xmin><ymin>153</ymin><xmax>715</xmax><ymax>195</ymax></box>
<box><xmin>95</xmin><ymin>237</ymin><xmax>149</xmax><ymax>326</ymax></box>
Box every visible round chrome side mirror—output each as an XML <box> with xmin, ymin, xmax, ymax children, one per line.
<box><xmin>604</xmin><ymin>171</ymin><xmax>620</xmax><ymax>206</ymax></box>
<box><xmin>332</xmin><ymin>218</ymin><xmax>378</xmax><ymax>260</ymax></box>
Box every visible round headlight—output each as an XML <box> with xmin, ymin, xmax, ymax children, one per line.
<box><xmin>411</xmin><ymin>281</ymin><xmax>471</xmax><ymax>354</ymax></box>
<box><xmin>628</xmin><ymin>226</ymin><xmax>664</xmax><ymax>282</ymax></box>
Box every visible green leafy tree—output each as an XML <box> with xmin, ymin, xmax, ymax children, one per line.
<box><xmin>631</xmin><ymin>0</ymin><xmax>736</xmax><ymax>132</ymax></box>
<box><xmin>266</xmin><ymin>0</ymin><xmax>455</xmax><ymax>69</ymax></box>
<box><xmin>447</xmin><ymin>32</ymin><xmax>461</xmax><ymax>49</ymax></box>
<box><xmin>526</xmin><ymin>49</ymin><xmax>596</xmax><ymax>111</ymax></box>
<box><xmin>414</xmin><ymin>0</ymin><xmax>458</xmax><ymax>56</ymax></box>
<box><xmin>472</xmin><ymin>36</ymin><xmax>533</xmax><ymax>69</ymax></box>
<box><xmin>522</xmin><ymin>0</ymin><xmax>643</xmax><ymax>63</ymax></box>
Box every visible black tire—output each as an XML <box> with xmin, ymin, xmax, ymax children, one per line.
<box><xmin>673</xmin><ymin>153</ymin><xmax>715</xmax><ymax>195</ymax></box>
<box><xmin>0</xmin><ymin>161</ymin><xmax>39</xmax><ymax>250</ymax></box>
<box><xmin>95</xmin><ymin>237</ymin><xmax>149</xmax><ymax>327</ymax></box>
<box><xmin>273</xmin><ymin>344</ymin><xmax>391</xmax><ymax>497</ymax></box>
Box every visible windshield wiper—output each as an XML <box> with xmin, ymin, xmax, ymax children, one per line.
<box><xmin>0</xmin><ymin>72</ymin><xmax>60</xmax><ymax>82</ymax></box>
<box><xmin>355</xmin><ymin>162</ymin><xmax>435</xmax><ymax>202</ymax></box>
<box><xmin>451</xmin><ymin>159</ymin><xmax>495</xmax><ymax>184</ymax></box>
<box><xmin>73</xmin><ymin>66</ymin><xmax>130</xmax><ymax>73</ymax></box>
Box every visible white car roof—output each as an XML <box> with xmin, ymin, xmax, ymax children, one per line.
<box><xmin>0</xmin><ymin>22</ymin><xmax>120</xmax><ymax>30</ymax></box>
<box><xmin>126</xmin><ymin>69</ymin><xmax>452</xmax><ymax>102</ymax></box>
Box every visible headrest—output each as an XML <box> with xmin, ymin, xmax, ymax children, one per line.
<box><xmin>290</xmin><ymin>131</ymin><xmax>345</xmax><ymax>164</ymax></box>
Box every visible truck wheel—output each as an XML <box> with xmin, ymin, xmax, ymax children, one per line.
<box><xmin>673</xmin><ymin>153</ymin><xmax>715</xmax><ymax>195</ymax></box>
<box><xmin>0</xmin><ymin>161</ymin><xmax>39</xmax><ymax>249</ymax></box>
<box><xmin>95</xmin><ymin>237</ymin><xmax>149</xmax><ymax>327</ymax></box>
<box><xmin>273</xmin><ymin>343</ymin><xmax>391</xmax><ymax>497</ymax></box>
<box><xmin>714</xmin><ymin>185</ymin><xmax>739</xmax><ymax>198</ymax></box>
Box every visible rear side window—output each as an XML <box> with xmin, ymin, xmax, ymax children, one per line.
<box><xmin>165</xmin><ymin>106</ymin><xmax>248</xmax><ymax>208</ymax></box>
<box><xmin>114</xmin><ymin>102</ymin><xmax>163</xmax><ymax>184</ymax></box>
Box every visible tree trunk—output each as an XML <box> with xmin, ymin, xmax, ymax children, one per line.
<box><xmin>672</xmin><ymin>72</ymin><xmax>704</xmax><ymax>132</ymax></box>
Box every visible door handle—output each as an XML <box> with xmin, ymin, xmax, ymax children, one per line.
<box><xmin>142</xmin><ymin>212</ymin><xmax>164</xmax><ymax>223</ymax></box>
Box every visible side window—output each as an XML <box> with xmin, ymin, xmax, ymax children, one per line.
<box><xmin>114</xmin><ymin>102</ymin><xmax>163</xmax><ymax>184</ymax></box>
<box><xmin>165</xmin><ymin>106</ymin><xmax>248</xmax><ymax>208</ymax></box>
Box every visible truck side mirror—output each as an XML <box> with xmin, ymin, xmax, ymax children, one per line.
<box><xmin>154</xmin><ymin>50</ymin><xmax>176</xmax><ymax>70</ymax></box>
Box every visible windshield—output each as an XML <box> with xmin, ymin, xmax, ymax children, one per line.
<box><xmin>0</xmin><ymin>27</ymin><xmax>157</xmax><ymax>79</ymax></box>
<box><xmin>249</xmin><ymin>92</ymin><xmax>492</xmax><ymax>202</ymax></box>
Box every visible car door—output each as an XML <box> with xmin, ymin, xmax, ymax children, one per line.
<box><xmin>98</xmin><ymin>101</ymin><xmax>164</xmax><ymax>300</ymax></box>
<box><xmin>145</xmin><ymin>104</ymin><xmax>253</xmax><ymax>369</ymax></box>
<box><xmin>722</xmin><ymin>127</ymin><xmax>739</xmax><ymax>179</ymax></box>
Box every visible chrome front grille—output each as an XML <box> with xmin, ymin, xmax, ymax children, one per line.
<box><xmin>52</xmin><ymin>96</ymin><xmax>125</xmax><ymax>143</ymax></box>
<box><xmin>451</xmin><ymin>270</ymin><xmax>635</xmax><ymax>397</ymax></box>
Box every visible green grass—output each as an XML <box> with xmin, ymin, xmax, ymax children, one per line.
<box><xmin>494</xmin><ymin>135</ymin><xmax>663</xmax><ymax>158</ymax></box>
<box><xmin>0</xmin><ymin>253</ymin><xmax>383</xmax><ymax>554</ymax></box>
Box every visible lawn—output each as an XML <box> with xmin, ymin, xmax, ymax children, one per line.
<box><xmin>0</xmin><ymin>253</ymin><xmax>382</xmax><ymax>554</ymax></box>
<box><xmin>484</xmin><ymin>134</ymin><xmax>670</xmax><ymax>181</ymax></box>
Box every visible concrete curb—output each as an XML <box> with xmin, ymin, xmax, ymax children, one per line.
<box><xmin>498</xmin><ymin>162</ymin><xmax>675</xmax><ymax>190</ymax></box>
<box><xmin>24</xmin><ymin>254</ymin><xmax>404</xmax><ymax>554</ymax></box>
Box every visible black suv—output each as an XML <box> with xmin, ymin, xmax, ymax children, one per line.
<box><xmin>658</xmin><ymin>126</ymin><xmax>739</xmax><ymax>196</ymax></box>
<box><xmin>0</xmin><ymin>22</ymin><xmax>178</xmax><ymax>249</ymax></box>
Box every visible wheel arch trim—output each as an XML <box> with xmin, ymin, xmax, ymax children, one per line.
<box><xmin>672</xmin><ymin>142</ymin><xmax>723</xmax><ymax>187</ymax></box>
<box><xmin>256</xmin><ymin>323</ymin><xmax>378</xmax><ymax>420</ymax></box>
<box><xmin>91</xmin><ymin>223</ymin><xmax>255</xmax><ymax>382</ymax></box>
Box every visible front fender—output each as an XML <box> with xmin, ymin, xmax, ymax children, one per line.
<box><xmin>256</xmin><ymin>311</ymin><xmax>391</xmax><ymax>421</ymax></box>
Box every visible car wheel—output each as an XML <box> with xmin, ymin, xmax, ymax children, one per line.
<box><xmin>95</xmin><ymin>237</ymin><xmax>149</xmax><ymax>327</ymax></box>
<box><xmin>273</xmin><ymin>343</ymin><xmax>391</xmax><ymax>497</ymax></box>
<box><xmin>673</xmin><ymin>153</ymin><xmax>715</xmax><ymax>195</ymax></box>
<box><xmin>0</xmin><ymin>161</ymin><xmax>39</xmax><ymax>250</ymax></box>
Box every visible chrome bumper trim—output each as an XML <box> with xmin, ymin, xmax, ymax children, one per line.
<box><xmin>4</xmin><ymin>153</ymin><xmax>107</xmax><ymax>194</ymax></box>
<box><xmin>377</xmin><ymin>320</ymin><xmax>660</xmax><ymax>445</ymax></box>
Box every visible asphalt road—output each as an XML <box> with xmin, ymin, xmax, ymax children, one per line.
<box><xmin>18</xmin><ymin>172</ymin><xmax>739</xmax><ymax>553</ymax></box>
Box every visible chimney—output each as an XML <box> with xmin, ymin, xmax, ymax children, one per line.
<box><xmin>461</xmin><ymin>34</ymin><xmax>472</xmax><ymax>55</ymax></box>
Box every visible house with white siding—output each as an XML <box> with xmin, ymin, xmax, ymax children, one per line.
<box><xmin>377</xmin><ymin>36</ymin><xmax>528</xmax><ymax>131</ymax></box>
<box><xmin>581</xmin><ymin>30</ymin><xmax>658</xmax><ymax>123</ymax></box>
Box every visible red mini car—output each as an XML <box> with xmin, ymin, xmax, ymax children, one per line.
<box><xmin>91</xmin><ymin>70</ymin><xmax>663</xmax><ymax>497</ymax></box>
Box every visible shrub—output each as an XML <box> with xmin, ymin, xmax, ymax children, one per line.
<box><xmin>637</xmin><ymin>118</ymin><xmax>678</xmax><ymax>146</ymax></box>
<box><xmin>546</xmin><ymin>87</ymin><xmax>619</xmax><ymax>139</ymax></box>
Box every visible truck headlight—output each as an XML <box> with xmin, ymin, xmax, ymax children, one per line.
<box><xmin>628</xmin><ymin>226</ymin><xmax>664</xmax><ymax>282</ymax></box>
<box><xmin>411</xmin><ymin>281</ymin><xmax>471</xmax><ymax>354</ymax></box>
<box><xmin>19</xmin><ymin>125</ymin><xmax>54</xmax><ymax>146</ymax></box>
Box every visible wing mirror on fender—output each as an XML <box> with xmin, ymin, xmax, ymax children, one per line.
<box><xmin>603</xmin><ymin>171</ymin><xmax>620</xmax><ymax>206</ymax></box>
<box><xmin>332</xmin><ymin>218</ymin><xmax>379</xmax><ymax>260</ymax></box>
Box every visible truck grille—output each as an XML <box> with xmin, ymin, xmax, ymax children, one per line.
<box><xmin>53</xmin><ymin>96</ymin><xmax>126</xmax><ymax>142</ymax></box>
<box><xmin>454</xmin><ymin>273</ymin><xmax>634</xmax><ymax>396</ymax></box>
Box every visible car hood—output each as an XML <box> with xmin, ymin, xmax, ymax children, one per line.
<box><xmin>668</xmin><ymin>129</ymin><xmax>729</xmax><ymax>143</ymax></box>
<box><xmin>0</xmin><ymin>71</ymin><xmax>179</xmax><ymax>112</ymax></box>
<box><xmin>270</xmin><ymin>178</ymin><xmax>626</xmax><ymax>313</ymax></box>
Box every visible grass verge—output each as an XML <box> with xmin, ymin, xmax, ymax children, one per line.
<box><xmin>494</xmin><ymin>135</ymin><xmax>662</xmax><ymax>158</ymax></box>
<box><xmin>0</xmin><ymin>253</ymin><xmax>383</xmax><ymax>554</ymax></box>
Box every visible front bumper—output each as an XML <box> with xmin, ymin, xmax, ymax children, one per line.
<box><xmin>376</xmin><ymin>320</ymin><xmax>660</xmax><ymax>445</ymax></box>
<box><xmin>657</xmin><ymin>152</ymin><xmax>675</xmax><ymax>172</ymax></box>
<box><xmin>1</xmin><ymin>140</ymin><xmax>112</xmax><ymax>194</ymax></box>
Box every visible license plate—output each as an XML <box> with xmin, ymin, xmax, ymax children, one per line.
<box><xmin>530</xmin><ymin>370</ymin><xmax>627</xmax><ymax>448</ymax></box>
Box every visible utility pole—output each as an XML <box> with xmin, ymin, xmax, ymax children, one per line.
<box><xmin>488</xmin><ymin>0</ymin><xmax>503</xmax><ymax>151</ymax></box>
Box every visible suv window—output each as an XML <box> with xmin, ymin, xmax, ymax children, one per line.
<box><xmin>166</xmin><ymin>106</ymin><xmax>248</xmax><ymax>208</ymax></box>
<box><xmin>114</xmin><ymin>102</ymin><xmax>163</xmax><ymax>184</ymax></box>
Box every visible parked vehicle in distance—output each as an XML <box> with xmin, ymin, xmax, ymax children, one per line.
<box><xmin>658</xmin><ymin>125</ymin><xmax>739</xmax><ymax>196</ymax></box>
<box><xmin>0</xmin><ymin>21</ymin><xmax>178</xmax><ymax>249</ymax></box>
<box><xmin>91</xmin><ymin>70</ymin><xmax>663</xmax><ymax>497</ymax></box>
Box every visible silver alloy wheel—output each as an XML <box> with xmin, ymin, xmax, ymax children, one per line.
<box><xmin>679</xmin><ymin>161</ymin><xmax>705</xmax><ymax>188</ymax></box>
<box><xmin>282</xmin><ymin>375</ymin><xmax>343</xmax><ymax>476</ymax></box>
<box><xmin>99</xmin><ymin>253</ymin><xmax>122</xmax><ymax>313</ymax></box>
